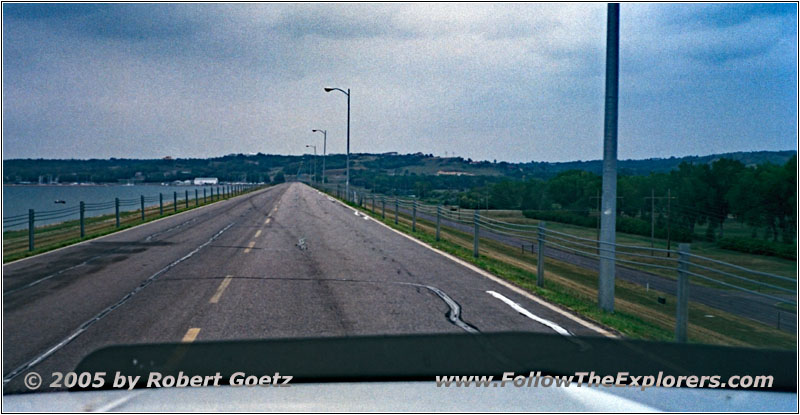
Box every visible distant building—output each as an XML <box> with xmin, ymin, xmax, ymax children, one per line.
<box><xmin>436</xmin><ymin>171</ymin><xmax>473</xmax><ymax>176</ymax></box>
<box><xmin>193</xmin><ymin>177</ymin><xmax>219</xmax><ymax>185</ymax></box>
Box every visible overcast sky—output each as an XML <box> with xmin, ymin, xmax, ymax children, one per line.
<box><xmin>2</xmin><ymin>3</ymin><xmax>797</xmax><ymax>162</ymax></box>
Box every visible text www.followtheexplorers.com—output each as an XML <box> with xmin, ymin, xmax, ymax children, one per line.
<box><xmin>435</xmin><ymin>372</ymin><xmax>774</xmax><ymax>391</ymax></box>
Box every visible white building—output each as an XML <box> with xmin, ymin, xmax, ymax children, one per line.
<box><xmin>193</xmin><ymin>177</ymin><xmax>219</xmax><ymax>185</ymax></box>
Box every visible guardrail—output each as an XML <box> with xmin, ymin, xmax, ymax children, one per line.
<box><xmin>3</xmin><ymin>184</ymin><xmax>259</xmax><ymax>255</ymax></box>
<box><xmin>312</xmin><ymin>181</ymin><xmax>797</xmax><ymax>341</ymax></box>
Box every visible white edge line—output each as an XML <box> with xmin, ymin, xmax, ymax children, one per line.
<box><xmin>486</xmin><ymin>290</ymin><xmax>572</xmax><ymax>336</ymax></box>
<box><xmin>3</xmin><ymin>186</ymin><xmax>273</xmax><ymax>266</ymax></box>
<box><xmin>316</xmin><ymin>184</ymin><xmax>616</xmax><ymax>338</ymax></box>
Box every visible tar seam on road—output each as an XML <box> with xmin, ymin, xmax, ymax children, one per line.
<box><xmin>400</xmin><ymin>282</ymin><xmax>479</xmax><ymax>334</ymax></box>
<box><xmin>2</xmin><ymin>222</ymin><xmax>236</xmax><ymax>385</ymax></box>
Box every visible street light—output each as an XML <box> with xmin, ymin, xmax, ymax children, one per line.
<box><xmin>305</xmin><ymin>144</ymin><xmax>317</xmax><ymax>184</ymax></box>
<box><xmin>324</xmin><ymin>87</ymin><xmax>350</xmax><ymax>200</ymax></box>
<box><xmin>312</xmin><ymin>129</ymin><xmax>327</xmax><ymax>185</ymax></box>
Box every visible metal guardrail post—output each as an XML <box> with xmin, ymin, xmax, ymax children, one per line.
<box><xmin>204</xmin><ymin>188</ymin><xmax>207</xmax><ymax>203</ymax></box>
<box><xmin>676</xmin><ymin>243</ymin><xmax>690</xmax><ymax>343</ymax></box>
<box><xmin>381</xmin><ymin>197</ymin><xmax>386</xmax><ymax>219</ymax></box>
<box><xmin>116</xmin><ymin>198</ymin><xmax>121</xmax><ymax>227</ymax></box>
<box><xmin>185</xmin><ymin>190</ymin><xmax>189</xmax><ymax>209</ymax></box>
<box><xmin>537</xmin><ymin>222</ymin><xmax>546</xmax><ymax>287</ymax></box>
<box><xmin>140</xmin><ymin>195</ymin><xmax>145</xmax><ymax>221</ymax></box>
<box><xmin>79</xmin><ymin>201</ymin><xmax>85</xmax><ymax>238</ymax></box>
<box><xmin>159</xmin><ymin>194</ymin><xmax>163</xmax><ymax>216</ymax></box>
<box><xmin>371</xmin><ymin>195</ymin><xmax>375</xmax><ymax>213</ymax></box>
<box><xmin>28</xmin><ymin>209</ymin><xmax>34</xmax><ymax>251</ymax></box>
<box><xmin>412</xmin><ymin>201</ymin><xmax>417</xmax><ymax>232</ymax></box>
<box><xmin>473</xmin><ymin>211</ymin><xmax>479</xmax><ymax>258</ymax></box>
<box><xmin>195</xmin><ymin>189</ymin><xmax>199</xmax><ymax>206</ymax></box>
<box><xmin>394</xmin><ymin>197</ymin><xmax>399</xmax><ymax>225</ymax></box>
<box><xmin>174</xmin><ymin>192</ymin><xmax>178</xmax><ymax>212</ymax></box>
<box><xmin>436</xmin><ymin>205</ymin><xmax>441</xmax><ymax>241</ymax></box>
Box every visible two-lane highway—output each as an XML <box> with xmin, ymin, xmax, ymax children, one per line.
<box><xmin>3</xmin><ymin>182</ymin><xmax>608</xmax><ymax>393</ymax></box>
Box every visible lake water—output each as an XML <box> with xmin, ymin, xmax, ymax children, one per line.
<box><xmin>3</xmin><ymin>185</ymin><xmax>228</xmax><ymax>230</ymax></box>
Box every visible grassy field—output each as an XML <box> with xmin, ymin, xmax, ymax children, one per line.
<box><xmin>343</xmin><ymin>194</ymin><xmax>796</xmax><ymax>350</ymax></box>
<box><xmin>479</xmin><ymin>210</ymin><xmax>797</xmax><ymax>301</ymax></box>
<box><xmin>3</xmin><ymin>186</ymin><xmax>264</xmax><ymax>263</ymax></box>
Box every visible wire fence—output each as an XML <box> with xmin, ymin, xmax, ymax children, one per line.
<box><xmin>315</xmin><ymin>181</ymin><xmax>797</xmax><ymax>340</ymax></box>
<box><xmin>3</xmin><ymin>184</ymin><xmax>258</xmax><ymax>257</ymax></box>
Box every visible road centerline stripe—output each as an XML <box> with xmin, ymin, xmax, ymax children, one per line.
<box><xmin>265</xmin><ymin>217</ymin><xmax>271</xmax><ymax>225</ymax></box>
<box><xmin>254</xmin><ymin>229</ymin><xmax>262</xmax><ymax>238</ymax></box>
<box><xmin>243</xmin><ymin>241</ymin><xmax>256</xmax><ymax>253</ymax></box>
<box><xmin>182</xmin><ymin>328</ymin><xmax>201</xmax><ymax>343</ymax></box>
<box><xmin>210</xmin><ymin>275</ymin><xmax>233</xmax><ymax>304</ymax></box>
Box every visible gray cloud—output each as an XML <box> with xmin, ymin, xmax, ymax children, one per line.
<box><xmin>2</xmin><ymin>3</ymin><xmax>796</xmax><ymax>163</ymax></box>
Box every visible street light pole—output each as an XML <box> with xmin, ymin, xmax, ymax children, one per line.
<box><xmin>312</xmin><ymin>129</ymin><xmax>327</xmax><ymax>185</ymax></box>
<box><xmin>305</xmin><ymin>145</ymin><xmax>317</xmax><ymax>184</ymax></box>
<box><xmin>324</xmin><ymin>87</ymin><xmax>350</xmax><ymax>200</ymax></box>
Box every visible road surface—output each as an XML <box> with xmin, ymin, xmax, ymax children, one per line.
<box><xmin>3</xmin><ymin>183</ymin><xmax>606</xmax><ymax>393</ymax></box>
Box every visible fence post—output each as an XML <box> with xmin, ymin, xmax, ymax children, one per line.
<box><xmin>80</xmin><ymin>201</ymin><xmax>85</xmax><ymax>238</ymax></box>
<box><xmin>412</xmin><ymin>201</ymin><xmax>417</xmax><ymax>232</ymax></box>
<box><xmin>174</xmin><ymin>192</ymin><xmax>178</xmax><ymax>212</ymax></box>
<box><xmin>195</xmin><ymin>189</ymin><xmax>199</xmax><ymax>206</ymax></box>
<box><xmin>473</xmin><ymin>211</ymin><xmax>479</xmax><ymax>258</ymax></box>
<box><xmin>675</xmin><ymin>243</ymin><xmax>690</xmax><ymax>343</ymax></box>
<box><xmin>204</xmin><ymin>188</ymin><xmax>207</xmax><ymax>203</ymax></box>
<box><xmin>371</xmin><ymin>195</ymin><xmax>375</xmax><ymax>213</ymax></box>
<box><xmin>140</xmin><ymin>195</ymin><xmax>145</xmax><ymax>221</ymax></box>
<box><xmin>381</xmin><ymin>197</ymin><xmax>386</xmax><ymax>219</ymax></box>
<box><xmin>115</xmin><ymin>198</ymin><xmax>121</xmax><ymax>227</ymax></box>
<box><xmin>159</xmin><ymin>194</ymin><xmax>163</xmax><ymax>216</ymax></box>
<box><xmin>537</xmin><ymin>222</ymin><xmax>546</xmax><ymax>287</ymax></box>
<box><xmin>436</xmin><ymin>205</ymin><xmax>441</xmax><ymax>241</ymax></box>
<box><xmin>28</xmin><ymin>209</ymin><xmax>34</xmax><ymax>251</ymax></box>
<box><xmin>185</xmin><ymin>190</ymin><xmax>189</xmax><ymax>209</ymax></box>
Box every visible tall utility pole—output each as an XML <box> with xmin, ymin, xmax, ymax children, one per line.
<box><xmin>645</xmin><ymin>190</ymin><xmax>677</xmax><ymax>255</ymax></box>
<box><xmin>598</xmin><ymin>3</ymin><xmax>620</xmax><ymax>313</ymax></box>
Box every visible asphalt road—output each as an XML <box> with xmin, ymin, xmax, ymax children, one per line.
<box><xmin>397</xmin><ymin>204</ymin><xmax>796</xmax><ymax>332</ymax></box>
<box><xmin>3</xmin><ymin>182</ymin><xmax>607</xmax><ymax>393</ymax></box>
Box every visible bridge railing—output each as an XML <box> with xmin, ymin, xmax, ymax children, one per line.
<box><xmin>3</xmin><ymin>184</ymin><xmax>260</xmax><ymax>259</ymax></box>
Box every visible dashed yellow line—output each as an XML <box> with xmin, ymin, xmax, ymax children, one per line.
<box><xmin>273</xmin><ymin>206</ymin><xmax>278</xmax><ymax>212</ymax></box>
<box><xmin>243</xmin><ymin>241</ymin><xmax>256</xmax><ymax>254</ymax></box>
<box><xmin>254</xmin><ymin>229</ymin><xmax>262</xmax><ymax>238</ymax></box>
<box><xmin>264</xmin><ymin>217</ymin><xmax>271</xmax><ymax>225</ymax></box>
<box><xmin>209</xmin><ymin>275</ymin><xmax>233</xmax><ymax>304</ymax></box>
<box><xmin>182</xmin><ymin>328</ymin><xmax>200</xmax><ymax>343</ymax></box>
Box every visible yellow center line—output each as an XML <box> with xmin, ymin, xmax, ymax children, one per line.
<box><xmin>273</xmin><ymin>206</ymin><xmax>278</xmax><ymax>212</ymax></box>
<box><xmin>209</xmin><ymin>275</ymin><xmax>233</xmax><ymax>304</ymax></box>
<box><xmin>243</xmin><ymin>241</ymin><xmax>256</xmax><ymax>254</ymax></box>
<box><xmin>182</xmin><ymin>328</ymin><xmax>201</xmax><ymax>343</ymax></box>
<box><xmin>265</xmin><ymin>217</ymin><xmax>272</xmax><ymax>225</ymax></box>
<box><xmin>254</xmin><ymin>229</ymin><xmax>262</xmax><ymax>238</ymax></box>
